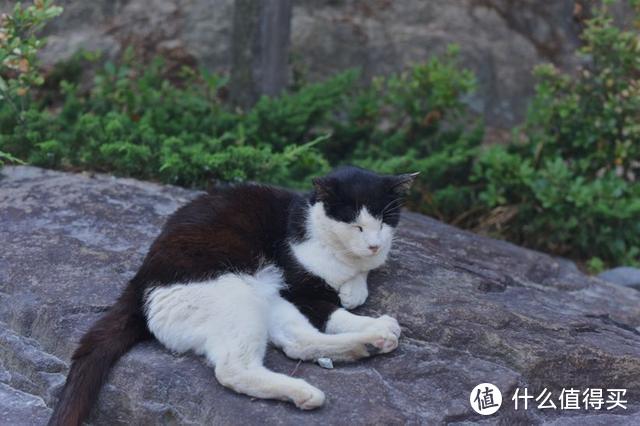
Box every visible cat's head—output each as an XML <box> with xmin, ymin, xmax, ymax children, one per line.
<box><xmin>311</xmin><ymin>166</ymin><xmax>418</xmax><ymax>259</ymax></box>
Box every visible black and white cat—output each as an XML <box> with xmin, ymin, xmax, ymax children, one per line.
<box><xmin>49</xmin><ymin>166</ymin><xmax>417</xmax><ymax>425</ymax></box>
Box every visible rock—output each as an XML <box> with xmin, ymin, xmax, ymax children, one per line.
<box><xmin>0</xmin><ymin>0</ymin><xmax>603</xmax><ymax>130</ymax></box>
<box><xmin>0</xmin><ymin>383</ymin><xmax>51</xmax><ymax>426</ymax></box>
<box><xmin>598</xmin><ymin>267</ymin><xmax>640</xmax><ymax>291</ymax></box>
<box><xmin>291</xmin><ymin>0</ymin><xmax>583</xmax><ymax>131</ymax></box>
<box><xmin>317</xmin><ymin>358</ymin><xmax>334</xmax><ymax>369</ymax></box>
<box><xmin>1</xmin><ymin>165</ymin><xmax>639</xmax><ymax>424</ymax></box>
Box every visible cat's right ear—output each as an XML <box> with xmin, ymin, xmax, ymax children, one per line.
<box><xmin>389</xmin><ymin>172</ymin><xmax>420</xmax><ymax>196</ymax></box>
<box><xmin>312</xmin><ymin>177</ymin><xmax>335</xmax><ymax>202</ymax></box>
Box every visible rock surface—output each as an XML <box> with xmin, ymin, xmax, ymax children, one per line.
<box><xmin>0</xmin><ymin>0</ymin><xmax>597</xmax><ymax>130</ymax></box>
<box><xmin>1</xmin><ymin>165</ymin><xmax>640</xmax><ymax>425</ymax></box>
<box><xmin>599</xmin><ymin>267</ymin><xmax>640</xmax><ymax>291</ymax></box>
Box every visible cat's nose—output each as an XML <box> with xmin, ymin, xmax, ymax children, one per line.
<box><xmin>368</xmin><ymin>245</ymin><xmax>380</xmax><ymax>253</ymax></box>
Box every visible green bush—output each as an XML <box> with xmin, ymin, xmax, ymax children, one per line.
<box><xmin>1</xmin><ymin>49</ymin><xmax>335</xmax><ymax>187</ymax></box>
<box><xmin>470</xmin><ymin>1</ymin><xmax>640</xmax><ymax>266</ymax></box>
<box><xmin>0</xmin><ymin>32</ymin><xmax>480</xmax><ymax>198</ymax></box>
<box><xmin>0</xmin><ymin>0</ymin><xmax>62</xmax><ymax>165</ymax></box>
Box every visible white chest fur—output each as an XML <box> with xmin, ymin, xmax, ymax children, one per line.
<box><xmin>291</xmin><ymin>238</ymin><xmax>360</xmax><ymax>289</ymax></box>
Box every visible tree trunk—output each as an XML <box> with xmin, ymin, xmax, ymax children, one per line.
<box><xmin>230</xmin><ymin>0</ymin><xmax>292</xmax><ymax>109</ymax></box>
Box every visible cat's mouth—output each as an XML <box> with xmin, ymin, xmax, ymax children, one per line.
<box><xmin>357</xmin><ymin>249</ymin><xmax>381</xmax><ymax>258</ymax></box>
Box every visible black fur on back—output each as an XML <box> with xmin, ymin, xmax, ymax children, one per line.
<box><xmin>48</xmin><ymin>166</ymin><xmax>413</xmax><ymax>426</ymax></box>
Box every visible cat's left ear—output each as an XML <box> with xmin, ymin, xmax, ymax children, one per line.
<box><xmin>389</xmin><ymin>172</ymin><xmax>420</xmax><ymax>195</ymax></box>
<box><xmin>312</xmin><ymin>176</ymin><xmax>337</xmax><ymax>202</ymax></box>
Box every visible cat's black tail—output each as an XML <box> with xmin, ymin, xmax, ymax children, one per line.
<box><xmin>48</xmin><ymin>285</ymin><xmax>150</xmax><ymax>426</ymax></box>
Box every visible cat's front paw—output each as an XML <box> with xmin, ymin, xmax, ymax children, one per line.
<box><xmin>373</xmin><ymin>315</ymin><xmax>401</xmax><ymax>338</ymax></box>
<box><xmin>338</xmin><ymin>281</ymin><xmax>368</xmax><ymax>309</ymax></box>
<box><xmin>362</xmin><ymin>329</ymin><xmax>398</xmax><ymax>355</ymax></box>
<box><xmin>362</xmin><ymin>315</ymin><xmax>401</xmax><ymax>354</ymax></box>
<box><xmin>344</xmin><ymin>317</ymin><xmax>402</xmax><ymax>360</ymax></box>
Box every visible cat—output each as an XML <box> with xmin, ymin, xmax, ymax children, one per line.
<box><xmin>48</xmin><ymin>166</ymin><xmax>417</xmax><ymax>425</ymax></box>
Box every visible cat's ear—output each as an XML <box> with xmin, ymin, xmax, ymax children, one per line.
<box><xmin>390</xmin><ymin>172</ymin><xmax>420</xmax><ymax>195</ymax></box>
<box><xmin>312</xmin><ymin>177</ymin><xmax>336</xmax><ymax>201</ymax></box>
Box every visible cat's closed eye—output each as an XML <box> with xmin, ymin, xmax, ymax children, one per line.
<box><xmin>354</xmin><ymin>225</ymin><xmax>363</xmax><ymax>232</ymax></box>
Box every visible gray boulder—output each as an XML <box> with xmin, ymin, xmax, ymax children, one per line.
<box><xmin>1</xmin><ymin>166</ymin><xmax>639</xmax><ymax>425</ymax></box>
<box><xmin>599</xmin><ymin>267</ymin><xmax>640</xmax><ymax>291</ymax></box>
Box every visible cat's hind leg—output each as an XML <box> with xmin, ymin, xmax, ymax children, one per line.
<box><xmin>145</xmin><ymin>274</ymin><xmax>325</xmax><ymax>409</ymax></box>
<box><xmin>269</xmin><ymin>297</ymin><xmax>399</xmax><ymax>362</ymax></box>
<box><xmin>214</xmin><ymin>360</ymin><xmax>324</xmax><ymax>410</ymax></box>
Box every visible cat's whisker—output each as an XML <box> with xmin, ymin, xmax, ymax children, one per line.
<box><xmin>383</xmin><ymin>207</ymin><xmax>404</xmax><ymax>216</ymax></box>
<box><xmin>381</xmin><ymin>197</ymin><xmax>405</xmax><ymax>215</ymax></box>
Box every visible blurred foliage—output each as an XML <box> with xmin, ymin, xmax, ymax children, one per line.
<box><xmin>1</xmin><ymin>1</ymin><xmax>639</xmax><ymax>268</ymax></box>
<box><xmin>0</xmin><ymin>0</ymin><xmax>62</xmax><ymax>164</ymax></box>
<box><xmin>469</xmin><ymin>1</ymin><xmax>640</xmax><ymax>267</ymax></box>
<box><xmin>0</xmin><ymin>38</ymin><xmax>481</xmax><ymax>197</ymax></box>
<box><xmin>0</xmin><ymin>47</ymin><xmax>334</xmax><ymax>187</ymax></box>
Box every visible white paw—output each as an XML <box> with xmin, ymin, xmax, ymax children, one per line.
<box><xmin>292</xmin><ymin>385</ymin><xmax>326</xmax><ymax>410</ymax></box>
<box><xmin>374</xmin><ymin>315</ymin><xmax>401</xmax><ymax>338</ymax></box>
<box><xmin>363</xmin><ymin>315</ymin><xmax>401</xmax><ymax>354</ymax></box>
<box><xmin>339</xmin><ymin>282</ymin><xmax>368</xmax><ymax>309</ymax></box>
<box><xmin>362</xmin><ymin>330</ymin><xmax>398</xmax><ymax>354</ymax></box>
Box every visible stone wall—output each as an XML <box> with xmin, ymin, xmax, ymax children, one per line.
<box><xmin>1</xmin><ymin>0</ymin><xmax>611</xmax><ymax>129</ymax></box>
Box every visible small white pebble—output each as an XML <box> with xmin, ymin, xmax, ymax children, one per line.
<box><xmin>317</xmin><ymin>357</ymin><xmax>334</xmax><ymax>369</ymax></box>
